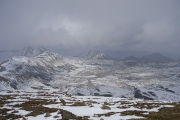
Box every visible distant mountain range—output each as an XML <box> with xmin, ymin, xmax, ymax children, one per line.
<box><xmin>141</xmin><ymin>53</ymin><xmax>173</xmax><ymax>63</ymax></box>
<box><xmin>79</xmin><ymin>50</ymin><xmax>114</xmax><ymax>60</ymax></box>
<box><xmin>0</xmin><ymin>48</ymin><xmax>175</xmax><ymax>64</ymax></box>
<box><xmin>104</xmin><ymin>50</ymin><xmax>180</xmax><ymax>60</ymax></box>
<box><xmin>14</xmin><ymin>47</ymin><xmax>49</xmax><ymax>57</ymax></box>
<box><xmin>104</xmin><ymin>50</ymin><xmax>153</xmax><ymax>60</ymax></box>
<box><xmin>79</xmin><ymin>50</ymin><xmax>174</xmax><ymax>63</ymax></box>
<box><xmin>0</xmin><ymin>47</ymin><xmax>180</xmax><ymax>101</ymax></box>
<box><xmin>123</xmin><ymin>53</ymin><xmax>173</xmax><ymax>63</ymax></box>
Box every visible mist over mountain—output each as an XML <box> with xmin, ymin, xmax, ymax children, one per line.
<box><xmin>123</xmin><ymin>52</ymin><xmax>174</xmax><ymax>63</ymax></box>
<box><xmin>0</xmin><ymin>52</ymin><xmax>14</xmax><ymax>63</ymax></box>
<box><xmin>79</xmin><ymin>50</ymin><xmax>114</xmax><ymax>60</ymax></box>
<box><xmin>104</xmin><ymin>50</ymin><xmax>152</xmax><ymax>60</ymax></box>
<box><xmin>0</xmin><ymin>1</ymin><xmax>180</xmax><ymax>59</ymax></box>
<box><xmin>104</xmin><ymin>50</ymin><xmax>180</xmax><ymax>60</ymax></box>
<box><xmin>79</xmin><ymin>49</ymin><xmax>174</xmax><ymax>63</ymax></box>
<box><xmin>123</xmin><ymin>56</ymin><xmax>139</xmax><ymax>61</ymax></box>
<box><xmin>14</xmin><ymin>47</ymin><xmax>49</xmax><ymax>57</ymax></box>
<box><xmin>0</xmin><ymin>0</ymin><xmax>179</xmax><ymax>102</ymax></box>
<box><xmin>0</xmin><ymin>47</ymin><xmax>176</xmax><ymax>65</ymax></box>
<box><xmin>141</xmin><ymin>53</ymin><xmax>173</xmax><ymax>63</ymax></box>
<box><xmin>0</xmin><ymin>1</ymin><xmax>180</xmax><ymax>119</ymax></box>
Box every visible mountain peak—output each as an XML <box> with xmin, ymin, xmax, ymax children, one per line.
<box><xmin>14</xmin><ymin>47</ymin><xmax>50</xmax><ymax>57</ymax></box>
<box><xmin>141</xmin><ymin>52</ymin><xmax>173</xmax><ymax>63</ymax></box>
<box><xmin>80</xmin><ymin>50</ymin><xmax>113</xmax><ymax>60</ymax></box>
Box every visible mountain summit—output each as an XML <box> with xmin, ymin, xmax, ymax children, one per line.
<box><xmin>79</xmin><ymin>50</ymin><xmax>113</xmax><ymax>60</ymax></box>
<box><xmin>14</xmin><ymin>47</ymin><xmax>49</xmax><ymax>57</ymax></box>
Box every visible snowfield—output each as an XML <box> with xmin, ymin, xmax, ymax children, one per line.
<box><xmin>0</xmin><ymin>91</ymin><xmax>179</xmax><ymax>120</ymax></box>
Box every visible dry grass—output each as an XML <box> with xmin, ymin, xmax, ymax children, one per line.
<box><xmin>0</xmin><ymin>108</ymin><xmax>23</xmax><ymax>119</ymax></box>
<box><xmin>117</xmin><ymin>105</ymin><xmax>129</xmax><ymax>109</ymax></box>
<box><xmin>1</xmin><ymin>93</ymin><xmax>180</xmax><ymax>120</ymax></box>
<box><xmin>101</xmin><ymin>105</ymin><xmax>111</xmax><ymax>110</ymax></box>
<box><xmin>13</xmin><ymin>99</ymin><xmax>59</xmax><ymax>117</ymax></box>
<box><xmin>71</xmin><ymin>101</ymin><xmax>86</xmax><ymax>106</ymax></box>
<box><xmin>0</xmin><ymin>108</ymin><xmax>12</xmax><ymax>115</ymax></box>
<box><xmin>122</xmin><ymin>102</ymin><xmax>180</xmax><ymax>120</ymax></box>
<box><xmin>94</xmin><ymin>112</ymin><xmax>119</xmax><ymax>117</ymax></box>
<box><xmin>145</xmin><ymin>102</ymin><xmax>180</xmax><ymax>120</ymax></box>
<box><xmin>121</xmin><ymin>110</ymin><xmax>146</xmax><ymax>116</ymax></box>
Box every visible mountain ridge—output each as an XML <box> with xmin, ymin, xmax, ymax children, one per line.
<box><xmin>14</xmin><ymin>47</ymin><xmax>50</xmax><ymax>57</ymax></box>
<box><xmin>141</xmin><ymin>52</ymin><xmax>173</xmax><ymax>63</ymax></box>
<box><xmin>79</xmin><ymin>50</ymin><xmax>114</xmax><ymax>60</ymax></box>
<box><xmin>123</xmin><ymin>52</ymin><xmax>173</xmax><ymax>63</ymax></box>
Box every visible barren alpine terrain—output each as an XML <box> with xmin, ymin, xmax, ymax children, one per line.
<box><xmin>0</xmin><ymin>48</ymin><xmax>180</xmax><ymax>119</ymax></box>
<box><xmin>1</xmin><ymin>91</ymin><xmax>180</xmax><ymax>120</ymax></box>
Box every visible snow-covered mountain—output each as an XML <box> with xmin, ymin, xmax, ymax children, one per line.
<box><xmin>0</xmin><ymin>47</ymin><xmax>78</xmax><ymax>90</ymax></box>
<box><xmin>80</xmin><ymin>50</ymin><xmax>114</xmax><ymax>60</ymax></box>
<box><xmin>0</xmin><ymin>47</ymin><xmax>180</xmax><ymax>101</ymax></box>
<box><xmin>14</xmin><ymin>47</ymin><xmax>49</xmax><ymax>57</ymax></box>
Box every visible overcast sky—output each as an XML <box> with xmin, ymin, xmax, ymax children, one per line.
<box><xmin>0</xmin><ymin>0</ymin><xmax>180</xmax><ymax>56</ymax></box>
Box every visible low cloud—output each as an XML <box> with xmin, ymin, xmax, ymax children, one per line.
<box><xmin>0</xmin><ymin>0</ymin><xmax>180</xmax><ymax>55</ymax></box>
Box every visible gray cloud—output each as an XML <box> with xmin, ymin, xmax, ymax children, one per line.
<box><xmin>0</xmin><ymin>0</ymin><xmax>180</xmax><ymax>56</ymax></box>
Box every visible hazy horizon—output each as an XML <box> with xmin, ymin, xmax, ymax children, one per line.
<box><xmin>0</xmin><ymin>46</ymin><xmax>180</xmax><ymax>60</ymax></box>
<box><xmin>0</xmin><ymin>0</ymin><xmax>180</xmax><ymax>58</ymax></box>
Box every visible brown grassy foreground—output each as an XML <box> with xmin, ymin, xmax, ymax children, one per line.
<box><xmin>0</xmin><ymin>92</ymin><xmax>180</xmax><ymax>120</ymax></box>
